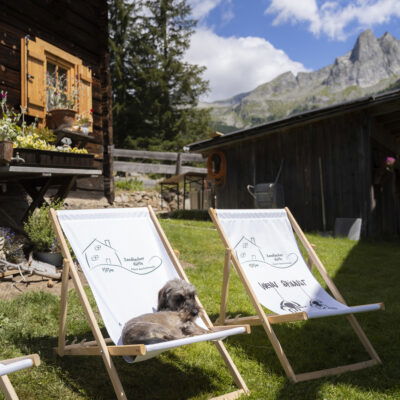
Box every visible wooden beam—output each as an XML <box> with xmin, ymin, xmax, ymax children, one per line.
<box><xmin>57</xmin><ymin>259</ymin><xmax>70</xmax><ymax>357</ymax></box>
<box><xmin>0</xmin><ymin>355</ymin><xmax>40</xmax><ymax>367</ymax></box>
<box><xmin>222</xmin><ymin>312</ymin><xmax>308</xmax><ymax>326</ymax></box>
<box><xmin>210</xmin><ymin>389</ymin><xmax>247</xmax><ymax>400</ymax></box>
<box><xmin>295</xmin><ymin>359</ymin><xmax>379</xmax><ymax>382</ymax></box>
<box><xmin>60</xmin><ymin>344</ymin><xmax>146</xmax><ymax>357</ymax></box>
<box><xmin>113</xmin><ymin>148</ymin><xmax>203</xmax><ymax>162</ymax></box>
<box><xmin>0</xmin><ymin>375</ymin><xmax>19</xmax><ymax>400</ymax></box>
<box><xmin>114</xmin><ymin>161</ymin><xmax>206</xmax><ymax>175</ymax></box>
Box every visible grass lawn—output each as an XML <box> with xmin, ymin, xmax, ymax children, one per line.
<box><xmin>0</xmin><ymin>218</ymin><xmax>399</xmax><ymax>400</ymax></box>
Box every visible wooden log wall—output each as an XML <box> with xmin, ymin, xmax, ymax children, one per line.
<box><xmin>0</xmin><ymin>0</ymin><xmax>114</xmax><ymax>200</ymax></box>
<box><xmin>213</xmin><ymin>110</ymin><xmax>374</xmax><ymax>234</ymax></box>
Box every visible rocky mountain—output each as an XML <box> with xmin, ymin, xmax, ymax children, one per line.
<box><xmin>203</xmin><ymin>30</ymin><xmax>400</xmax><ymax>132</ymax></box>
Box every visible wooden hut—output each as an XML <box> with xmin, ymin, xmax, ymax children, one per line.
<box><xmin>187</xmin><ymin>90</ymin><xmax>400</xmax><ymax>237</ymax></box>
<box><xmin>0</xmin><ymin>0</ymin><xmax>113</xmax><ymax>224</ymax></box>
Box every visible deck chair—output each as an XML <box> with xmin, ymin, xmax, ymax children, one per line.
<box><xmin>50</xmin><ymin>206</ymin><xmax>250</xmax><ymax>400</ymax></box>
<box><xmin>0</xmin><ymin>354</ymin><xmax>40</xmax><ymax>400</ymax></box>
<box><xmin>209</xmin><ymin>207</ymin><xmax>384</xmax><ymax>383</ymax></box>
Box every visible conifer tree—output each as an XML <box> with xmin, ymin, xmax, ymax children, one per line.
<box><xmin>109</xmin><ymin>0</ymin><xmax>210</xmax><ymax>150</ymax></box>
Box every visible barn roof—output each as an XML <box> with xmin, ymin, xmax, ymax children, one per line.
<box><xmin>186</xmin><ymin>89</ymin><xmax>400</xmax><ymax>153</ymax></box>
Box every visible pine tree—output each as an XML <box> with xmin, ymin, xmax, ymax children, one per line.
<box><xmin>109</xmin><ymin>0</ymin><xmax>211</xmax><ymax>150</ymax></box>
<box><xmin>108</xmin><ymin>0</ymin><xmax>137</xmax><ymax>146</ymax></box>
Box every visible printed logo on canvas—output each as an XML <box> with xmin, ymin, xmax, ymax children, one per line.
<box><xmin>234</xmin><ymin>236</ymin><xmax>298</xmax><ymax>269</ymax></box>
<box><xmin>83</xmin><ymin>238</ymin><xmax>162</xmax><ymax>275</ymax></box>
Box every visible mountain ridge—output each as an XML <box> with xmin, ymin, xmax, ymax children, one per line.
<box><xmin>203</xmin><ymin>30</ymin><xmax>400</xmax><ymax>132</ymax></box>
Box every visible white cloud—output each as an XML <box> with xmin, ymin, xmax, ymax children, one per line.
<box><xmin>188</xmin><ymin>0</ymin><xmax>224</xmax><ymax>20</ymax></box>
<box><xmin>185</xmin><ymin>28</ymin><xmax>307</xmax><ymax>102</ymax></box>
<box><xmin>266</xmin><ymin>0</ymin><xmax>400</xmax><ymax>40</ymax></box>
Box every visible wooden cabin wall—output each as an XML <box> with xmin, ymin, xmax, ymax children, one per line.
<box><xmin>0</xmin><ymin>0</ymin><xmax>114</xmax><ymax>200</ymax></box>
<box><xmin>213</xmin><ymin>110</ymin><xmax>372</xmax><ymax>234</ymax></box>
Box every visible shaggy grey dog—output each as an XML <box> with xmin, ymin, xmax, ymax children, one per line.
<box><xmin>122</xmin><ymin>279</ymin><xmax>210</xmax><ymax>345</ymax></box>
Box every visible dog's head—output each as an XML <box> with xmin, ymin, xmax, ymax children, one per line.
<box><xmin>157</xmin><ymin>279</ymin><xmax>200</xmax><ymax>319</ymax></box>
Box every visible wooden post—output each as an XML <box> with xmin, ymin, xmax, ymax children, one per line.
<box><xmin>57</xmin><ymin>258</ymin><xmax>70</xmax><ymax>356</ymax></box>
<box><xmin>0</xmin><ymin>375</ymin><xmax>19</xmax><ymax>400</ymax></box>
<box><xmin>216</xmin><ymin>249</ymin><xmax>232</xmax><ymax>324</ymax></box>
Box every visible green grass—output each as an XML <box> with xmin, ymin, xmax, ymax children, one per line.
<box><xmin>0</xmin><ymin>219</ymin><xmax>399</xmax><ymax>399</ymax></box>
<box><xmin>115</xmin><ymin>178</ymin><xmax>144</xmax><ymax>191</ymax></box>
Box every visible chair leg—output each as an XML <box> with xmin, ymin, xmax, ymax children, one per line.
<box><xmin>0</xmin><ymin>375</ymin><xmax>19</xmax><ymax>400</ymax></box>
<box><xmin>216</xmin><ymin>249</ymin><xmax>232</xmax><ymax>325</ymax></box>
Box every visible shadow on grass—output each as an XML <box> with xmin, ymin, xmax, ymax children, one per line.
<box><xmin>13</xmin><ymin>329</ymin><xmax>225</xmax><ymax>400</ymax></box>
<box><xmin>219</xmin><ymin>238</ymin><xmax>399</xmax><ymax>399</ymax></box>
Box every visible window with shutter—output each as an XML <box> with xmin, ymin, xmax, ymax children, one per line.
<box><xmin>21</xmin><ymin>36</ymin><xmax>93</xmax><ymax>130</ymax></box>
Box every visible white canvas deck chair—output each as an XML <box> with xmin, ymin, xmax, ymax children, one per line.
<box><xmin>209</xmin><ymin>207</ymin><xmax>384</xmax><ymax>383</ymax></box>
<box><xmin>0</xmin><ymin>354</ymin><xmax>40</xmax><ymax>400</ymax></box>
<box><xmin>50</xmin><ymin>206</ymin><xmax>250</xmax><ymax>400</ymax></box>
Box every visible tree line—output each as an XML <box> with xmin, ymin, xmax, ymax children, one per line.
<box><xmin>108</xmin><ymin>0</ymin><xmax>211</xmax><ymax>151</ymax></box>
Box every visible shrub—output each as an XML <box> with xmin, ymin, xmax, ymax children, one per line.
<box><xmin>24</xmin><ymin>202</ymin><xmax>63</xmax><ymax>252</ymax></box>
<box><xmin>115</xmin><ymin>178</ymin><xmax>144</xmax><ymax>191</ymax></box>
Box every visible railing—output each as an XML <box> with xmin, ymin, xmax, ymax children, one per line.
<box><xmin>113</xmin><ymin>148</ymin><xmax>206</xmax><ymax>175</ymax></box>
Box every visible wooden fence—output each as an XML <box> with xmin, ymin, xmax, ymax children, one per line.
<box><xmin>113</xmin><ymin>148</ymin><xmax>206</xmax><ymax>175</ymax></box>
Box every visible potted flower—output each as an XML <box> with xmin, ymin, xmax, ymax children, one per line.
<box><xmin>0</xmin><ymin>90</ymin><xmax>22</xmax><ymax>164</ymax></box>
<box><xmin>23</xmin><ymin>202</ymin><xmax>63</xmax><ymax>267</ymax></box>
<box><xmin>45</xmin><ymin>72</ymin><xmax>79</xmax><ymax>130</ymax></box>
<box><xmin>76</xmin><ymin>111</ymin><xmax>92</xmax><ymax>134</ymax></box>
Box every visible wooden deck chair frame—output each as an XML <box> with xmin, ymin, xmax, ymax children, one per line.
<box><xmin>50</xmin><ymin>205</ymin><xmax>250</xmax><ymax>400</ymax></box>
<box><xmin>209</xmin><ymin>207</ymin><xmax>384</xmax><ymax>383</ymax></box>
<box><xmin>0</xmin><ymin>354</ymin><xmax>40</xmax><ymax>400</ymax></box>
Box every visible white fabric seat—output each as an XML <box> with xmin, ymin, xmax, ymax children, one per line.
<box><xmin>215</xmin><ymin>208</ymin><xmax>381</xmax><ymax>319</ymax></box>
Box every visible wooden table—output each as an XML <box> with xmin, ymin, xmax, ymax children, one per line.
<box><xmin>0</xmin><ymin>165</ymin><xmax>102</xmax><ymax>222</ymax></box>
<box><xmin>160</xmin><ymin>172</ymin><xmax>207</xmax><ymax>210</ymax></box>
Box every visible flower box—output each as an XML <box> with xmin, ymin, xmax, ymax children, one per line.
<box><xmin>12</xmin><ymin>148</ymin><xmax>95</xmax><ymax>169</ymax></box>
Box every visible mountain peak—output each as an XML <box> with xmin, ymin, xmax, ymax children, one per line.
<box><xmin>350</xmin><ymin>29</ymin><xmax>381</xmax><ymax>63</ymax></box>
<box><xmin>207</xmin><ymin>30</ymin><xmax>400</xmax><ymax>132</ymax></box>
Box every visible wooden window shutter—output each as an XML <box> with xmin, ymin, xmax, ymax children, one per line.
<box><xmin>77</xmin><ymin>64</ymin><xmax>93</xmax><ymax>128</ymax></box>
<box><xmin>21</xmin><ymin>38</ymin><xmax>46</xmax><ymax>119</ymax></box>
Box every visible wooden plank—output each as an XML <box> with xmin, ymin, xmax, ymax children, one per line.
<box><xmin>114</xmin><ymin>161</ymin><xmax>206</xmax><ymax>175</ymax></box>
<box><xmin>0</xmin><ymin>375</ymin><xmax>19</xmax><ymax>400</ymax></box>
<box><xmin>57</xmin><ymin>259</ymin><xmax>70</xmax><ymax>357</ymax></box>
<box><xmin>0</xmin><ymin>166</ymin><xmax>102</xmax><ymax>175</ymax></box>
<box><xmin>61</xmin><ymin>344</ymin><xmax>146</xmax><ymax>357</ymax></box>
<box><xmin>216</xmin><ymin>249</ymin><xmax>232</xmax><ymax>325</ymax></box>
<box><xmin>113</xmin><ymin>148</ymin><xmax>204</xmax><ymax>162</ymax></box>
<box><xmin>210</xmin><ymin>389</ymin><xmax>246</xmax><ymax>400</ymax></box>
<box><xmin>0</xmin><ymin>354</ymin><xmax>40</xmax><ymax>367</ymax></box>
<box><xmin>223</xmin><ymin>313</ymin><xmax>308</xmax><ymax>326</ymax></box>
<box><xmin>295</xmin><ymin>359</ymin><xmax>379</xmax><ymax>382</ymax></box>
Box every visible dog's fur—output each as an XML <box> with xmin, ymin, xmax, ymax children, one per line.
<box><xmin>122</xmin><ymin>279</ymin><xmax>210</xmax><ymax>345</ymax></box>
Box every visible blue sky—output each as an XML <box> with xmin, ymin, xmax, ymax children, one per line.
<box><xmin>185</xmin><ymin>0</ymin><xmax>400</xmax><ymax>102</ymax></box>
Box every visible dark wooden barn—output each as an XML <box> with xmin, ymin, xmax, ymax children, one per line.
<box><xmin>0</xmin><ymin>0</ymin><xmax>114</xmax><ymax>224</ymax></box>
<box><xmin>187</xmin><ymin>90</ymin><xmax>400</xmax><ymax>237</ymax></box>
